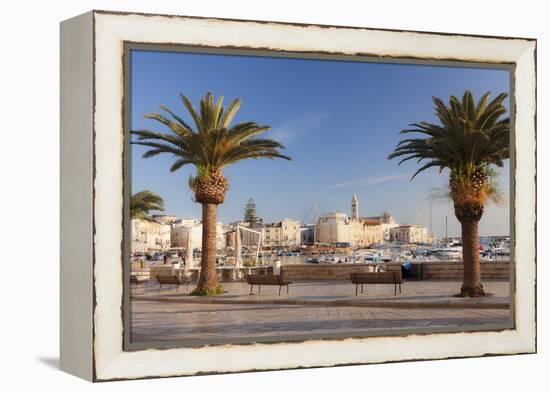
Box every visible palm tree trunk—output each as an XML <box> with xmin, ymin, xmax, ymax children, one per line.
<box><xmin>194</xmin><ymin>203</ymin><xmax>220</xmax><ymax>293</ymax></box>
<box><xmin>459</xmin><ymin>219</ymin><xmax>485</xmax><ymax>297</ymax></box>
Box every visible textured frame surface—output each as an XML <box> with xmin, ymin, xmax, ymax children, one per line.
<box><xmin>88</xmin><ymin>10</ymin><xmax>536</xmax><ymax>381</ymax></box>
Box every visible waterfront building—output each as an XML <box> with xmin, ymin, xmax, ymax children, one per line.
<box><xmin>130</xmin><ymin>218</ymin><xmax>171</xmax><ymax>254</ymax></box>
<box><xmin>361</xmin><ymin>221</ymin><xmax>385</xmax><ymax>245</ymax></box>
<box><xmin>316</xmin><ymin>195</ymin><xmax>399</xmax><ymax>247</ymax></box>
<box><xmin>171</xmin><ymin>219</ymin><xmax>202</xmax><ymax>250</ymax></box>
<box><xmin>360</xmin><ymin>211</ymin><xmax>399</xmax><ymax>242</ymax></box>
<box><xmin>389</xmin><ymin>224</ymin><xmax>430</xmax><ymax>243</ymax></box>
<box><xmin>171</xmin><ymin>218</ymin><xmax>226</xmax><ymax>250</ymax></box>
<box><xmin>228</xmin><ymin>221</ymin><xmax>263</xmax><ymax>248</ymax></box>
<box><xmin>279</xmin><ymin>219</ymin><xmax>302</xmax><ymax>246</ymax></box>
<box><xmin>225</xmin><ymin>229</ymin><xmax>236</xmax><ymax>248</ymax></box>
<box><xmin>259</xmin><ymin>219</ymin><xmax>302</xmax><ymax>247</ymax></box>
<box><xmin>317</xmin><ymin>211</ymin><xmax>384</xmax><ymax>246</ymax></box>
<box><xmin>317</xmin><ymin>211</ymin><xmax>353</xmax><ymax>244</ymax></box>
<box><xmin>228</xmin><ymin>219</ymin><xmax>302</xmax><ymax>248</ymax></box>
<box><xmin>216</xmin><ymin>223</ymin><xmax>229</xmax><ymax>250</ymax></box>
<box><xmin>262</xmin><ymin>224</ymin><xmax>282</xmax><ymax>247</ymax></box>
<box><xmin>150</xmin><ymin>214</ymin><xmax>177</xmax><ymax>225</ymax></box>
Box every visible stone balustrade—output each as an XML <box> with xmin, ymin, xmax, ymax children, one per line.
<box><xmin>132</xmin><ymin>261</ymin><xmax>510</xmax><ymax>282</ymax></box>
<box><xmin>280</xmin><ymin>264</ymin><xmax>376</xmax><ymax>280</ymax></box>
<box><xmin>383</xmin><ymin>261</ymin><xmax>510</xmax><ymax>280</ymax></box>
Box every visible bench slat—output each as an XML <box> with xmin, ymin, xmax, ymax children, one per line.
<box><xmin>130</xmin><ymin>276</ymin><xmax>149</xmax><ymax>283</ymax></box>
<box><xmin>350</xmin><ymin>272</ymin><xmax>402</xmax><ymax>284</ymax></box>
<box><xmin>157</xmin><ymin>275</ymin><xmax>191</xmax><ymax>285</ymax></box>
<box><xmin>246</xmin><ymin>275</ymin><xmax>291</xmax><ymax>285</ymax></box>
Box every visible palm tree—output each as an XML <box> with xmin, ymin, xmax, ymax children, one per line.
<box><xmin>130</xmin><ymin>190</ymin><xmax>165</xmax><ymax>220</ymax></box>
<box><xmin>388</xmin><ymin>90</ymin><xmax>509</xmax><ymax>297</ymax></box>
<box><xmin>132</xmin><ymin>92</ymin><xmax>291</xmax><ymax>295</ymax></box>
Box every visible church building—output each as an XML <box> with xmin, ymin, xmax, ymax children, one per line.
<box><xmin>316</xmin><ymin>194</ymin><xmax>398</xmax><ymax>247</ymax></box>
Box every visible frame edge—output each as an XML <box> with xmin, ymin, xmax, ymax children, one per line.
<box><xmin>60</xmin><ymin>11</ymin><xmax>95</xmax><ymax>382</ymax></box>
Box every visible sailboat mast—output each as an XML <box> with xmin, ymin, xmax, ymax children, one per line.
<box><xmin>313</xmin><ymin>203</ymin><xmax>317</xmax><ymax>246</ymax></box>
<box><xmin>445</xmin><ymin>215</ymin><xmax>448</xmax><ymax>243</ymax></box>
<box><xmin>429</xmin><ymin>199</ymin><xmax>432</xmax><ymax>235</ymax></box>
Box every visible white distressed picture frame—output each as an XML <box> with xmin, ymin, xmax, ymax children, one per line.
<box><xmin>60</xmin><ymin>10</ymin><xmax>536</xmax><ymax>382</ymax></box>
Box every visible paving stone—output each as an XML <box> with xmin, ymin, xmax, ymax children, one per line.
<box><xmin>129</xmin><ymin>280</ymin><xmax>511</xmax><ymax>344</ymax></box>
<box><xmin>131</xmin><ymin>300</ymin><xmax>511</xmax><ymax>344</ymax></box>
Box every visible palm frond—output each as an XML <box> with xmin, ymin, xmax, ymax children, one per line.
<box><xmin>219</xmin><ymin>98</ymin><xmax>241</xmax><ymax>129</ymax></box>
<box><xmin>131</xmin><ymin>92</ymin><xmax>292</xmax><ymax>189</ymax></box>
<box><xmin>130</xmin><ymin>190</ymin><xmax>165</xmax><ymax>219</ymax></box>
<box><xmin>389</xmin><ymin>90</ymin><xmax>510</xmax><ymax>186</ymax></box>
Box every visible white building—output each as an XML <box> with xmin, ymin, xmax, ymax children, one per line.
<box><xmin>389</xmin><ymin>224</ymin><xmax>430</xmax><ymax>244</ymax></box>
<box><xmin>357</xmin><ymin>221</ymin><xmax>384</xmax><ymax>246</ymax></box>
<box><xmin>150</xmin><ymin>214</ymin><xmax>177</xmax><ymax>225</ymax></box>
<box><xmin>262</xmin><ymin>224</ymin><xmax>282</xmax><ymax>247</ymax></box>
<box><xmin>130</xmin><ymin>218</ymin><xmax>171</xmax><ymax>254</ymax></box>
<box><xmin>360</xmin><ymin>211</ymin><xmax>399</xmax><ymax>242</ymax></box>
<box><xmin>317</xmin><ymin>211</ymin><xmax>353</xmax><ymax>244</ymax></box>
<box><xmin>227</xmin><ymin>221</ymin><xmax>262</xmax><ymax>248</ymax></box>
<box><xmin>280</xmin><ymin>219</ymin><xmax>302</xmax><ymax>246</ymax></box>
<box><xmin>317</xmin><ymin>211</ymin><xmax>384</xmax><ymax>246</ymax></box>
<box><xmin>228</xmin><ymin>219</ymin><xmax>302</xmax><ymax>248</ymax></box>
<box><xmin>170</xmin><ymin>219</ymin><xmax>202</xmax><ymax>250</ymax></box>
<box><xmin>316</xmin><ymin>196</ymin><xmax>399</xmax><ymax>247</ymax></box>
<box><xmin>171</xmin><ymin>219</ymin><xmax>227</xmax><ymax>250</ymax></box>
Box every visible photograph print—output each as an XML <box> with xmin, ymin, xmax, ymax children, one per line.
<box><xmin>126</xmin><ymin>46</ymin><xmax>513</xmax><ymax>348</ymax></box>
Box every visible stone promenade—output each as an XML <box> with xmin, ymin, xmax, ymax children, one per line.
<box><xmin>130</xmin><ymin>280</ymin><xmax>512</xmax><ymax>345</ymax></box>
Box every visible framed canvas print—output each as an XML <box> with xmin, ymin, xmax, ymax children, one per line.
<box><xmin>60</xmin><ymin>10</ymin><xmax>537</xmax><ymax>381</ymax></box>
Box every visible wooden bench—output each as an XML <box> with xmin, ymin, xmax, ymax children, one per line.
<box><xmin>349</xmin><ymin>272</ymin><xmax>403</xmax><ymax>296</ymax></box>
<box><xmin>156</xmin><ymin>275</ymin><xmax>191</xmax><ymax>293</ymax></box>
<box><xmin>130</xmin><ymin>274</ymin><xmax>149</xmax><ymax>290</ymax></box>
<box><xmin>246</xmin><ymin>274</ymin><xmax>292</xmax><ymax>295</ymax></box>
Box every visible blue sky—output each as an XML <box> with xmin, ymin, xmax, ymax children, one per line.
<box><xmin>130</xmin><ymin>49</ymin><xmax>510</xmax><ymax>238</ymax></box>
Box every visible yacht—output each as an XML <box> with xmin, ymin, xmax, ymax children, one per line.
<box><xmin>431</xmin><ymin>246</ymin><xmax>462</xmax><ymax>260</ymax></box>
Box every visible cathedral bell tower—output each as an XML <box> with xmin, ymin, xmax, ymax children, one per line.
<box><xmin>351</xmin><ymin>194</ymin><xmax>359</xmax><ymax>221</ymax></box>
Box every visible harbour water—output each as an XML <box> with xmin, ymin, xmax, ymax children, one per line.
<box><xmin>255</xmin><ymin>250</ymin><xmax>509</xmax><ymax>266</ymax></box>
<box><xmin>259</xmin><ymin>254</ymin><xmax>340</xmax><ymax>266</ymax></box>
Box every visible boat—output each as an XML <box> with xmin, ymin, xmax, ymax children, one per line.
<box><xmin>430</xmin><ymin>246</ymin><xmax>462</xmax><ymax>260</ymax></box>
<box><xmin>326</xmin><ymin>256</ymin><xmax>340</xmax><ymax>263</ymax></box>
<box><xmin>305</xmin><ymin>255</ymin><xmax>340</xmax><ymax>264</ymax></box>
<box><xmin>284</xmin><ymin>251</ymin><xmax>300</xmax><ymax>256</ymax></box>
